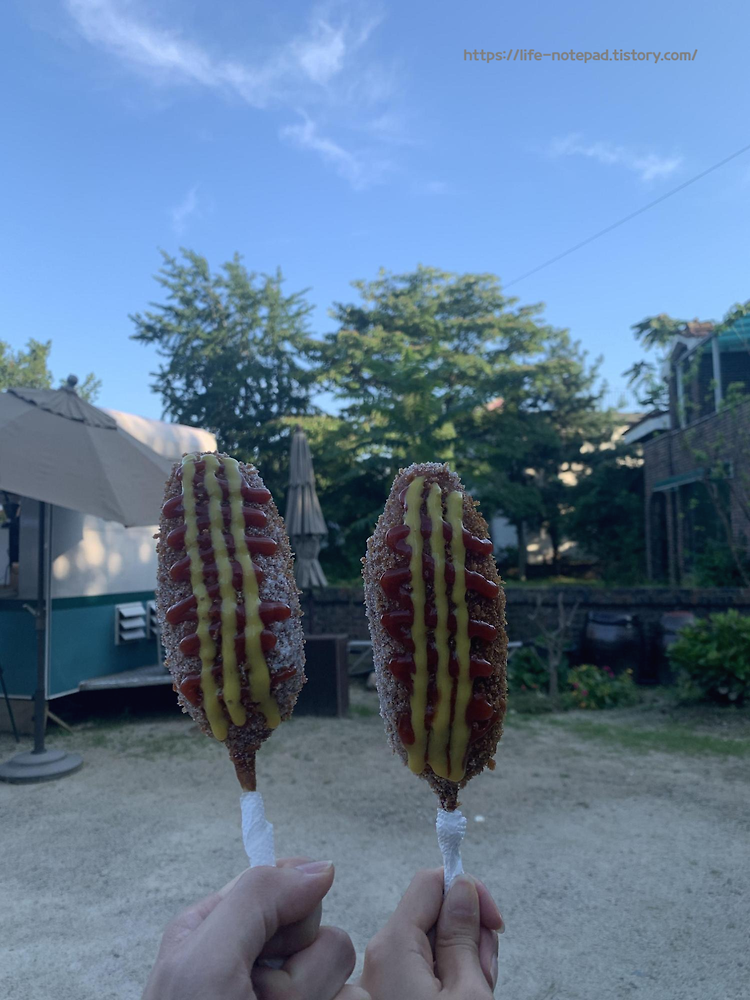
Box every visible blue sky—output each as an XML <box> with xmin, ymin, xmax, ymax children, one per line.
<box><xmin>3</xmin><ymin>0</ymin><xmax>749</xmax><ymax>420</ymax></box>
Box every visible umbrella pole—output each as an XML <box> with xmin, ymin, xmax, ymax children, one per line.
<box><xmin>33</xmin><ymin>501</ymin><xmax>47</xmax><ymax>754</ymax></box>
<box><xmin>0</xmin><ymin>501</ymin><xmax>83</xmax><ymax>783</ymax></box>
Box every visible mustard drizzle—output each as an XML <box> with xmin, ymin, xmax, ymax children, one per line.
<box><xmin>223</xmin><ymin>458</ymin><xmax>280</xmax><ymax>729</ymax></box>
<box><xmin>180</xmin><ymin>453</ymin><xmax>279</xmax><ymax>740</ymax></box>
<box><xmin>404</xmin><ymin>476</ymin><xmax>429</xmax><ymax>773</ymax></box>
<box><xmin>181</xmin><ymin>455</ymin><xmax>226</xmax><ymax>741</ymax></box>
<box><xmin>202</xmin><ymin>455</ymin><xmax>247</xmax><ymax>729</ymax></box>
<box><xmin>425</xmin><ymin>483</ymin><xmax>452</xmax><ymax>779</ymax></box>
<box><xmin>446</xmin><ymin>490</ymin><xmax>472</xmax><ymax>781</ymax></box>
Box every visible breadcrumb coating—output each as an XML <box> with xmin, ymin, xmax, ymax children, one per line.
<box><xmin>363</xmin><ymin>463</ymin><xmax>507</xmax><ymax>810</ymax></box>
<box><xmin>156</xmin><ymin>454</ymin><xmax>305</xmax><ymax>789</ymax></box>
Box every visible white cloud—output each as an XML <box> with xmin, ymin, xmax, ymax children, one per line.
<box><xmin>65</xmin><ymin>0</ymin><xmax>379</xmax><ymax>105</ymax></box>
<box><xmin>67</xmin><ymin>0</ymin><xmax>243</xmax><ymax>91</ymax></box>
<box><xmin>358</xmin><ymin>111</ymin><xmax>416</xmax><ymax>145</ymax></box>
<box><xmin>290</xmin><ymin>19</ymin><xmax>347</xmax><ymax>85</ymax></box>
<box><xmin>280</xmin><ymin>115</ymin><xmax>390</xmax><ymax>190</ymax></box>
<box><xmin>171</xmin><ymin>185</ymin><xmax>199</xmax><ymax>235</ymax></box>
<box><xmin>550</xmin><ymin>133</ymin><xmax>682</xmax><ymax>182</ymax></box>
<box><xmin>63</xmin><ymin>0</ymin><xmax>391</xmax><ymax>186</ymax></box>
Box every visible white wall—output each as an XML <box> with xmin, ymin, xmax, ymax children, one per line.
<box><xmin>51</xmin><ymin>509</ymin><xmax>158</xmax><ymax>598</ymax></box>
<box><xmin>16</xmin><ymin>499</ymin><xmax>156</xmax><ymax>599</ymax></box>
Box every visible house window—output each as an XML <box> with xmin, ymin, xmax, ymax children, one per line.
<box><xmin>679</xmin><ymin>352</ymin><xmax>716</xmax><ymax>424</ymax></box>
<box><xmin>720</xmin><ymin>349</ymin><xmax>750</xmax><ymax>398</ymax></box>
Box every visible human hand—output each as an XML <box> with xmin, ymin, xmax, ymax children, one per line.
<box><xmin>143</xmin><ymin>858</ymin><xmax>369</xmax><ymax>1000</ymax></box>
<box><xmin>360</xmin><ymin>869</ymin><xmax>503</xmax><ymax>999</ymax></box>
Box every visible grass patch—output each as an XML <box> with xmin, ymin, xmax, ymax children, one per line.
<box><xmin>503</xmin><ymin>711</ymin><xmax>539</xmax><ymax>730</ymax></box>
<box><xmin>551</xmin><ymin>717</ymin><xmax>750</xmax><ymax>757</ymax></box>
<box><xmin>503</xmin><ymin>577</ymin><xmax>605</xmax><ymax>588</ymax></box>
<box><xmin>349</xmin><ymin>703</ymin><xmax>379</xmax><ymax>719</ymax></box>
<box><xmin>507</xmin><ymin>692</ymin><xmax>558</xmax><ymax>715</ymax></box>
<box><xmin>502</xmin><ymin>579</ymin><xmax>673</xmax><ymax>589</ymax></box>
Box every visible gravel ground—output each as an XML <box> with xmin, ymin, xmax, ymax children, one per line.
<box><xmin>1</xmin><ymin>691</ymin><xmax>748</xmax><ymax>1000</ymax></box>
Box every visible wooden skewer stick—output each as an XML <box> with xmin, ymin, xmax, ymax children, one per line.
<box><xmin>231</xmin><ymin>753</ymin><xmax>257</xmax><ymax>792</ymax></box>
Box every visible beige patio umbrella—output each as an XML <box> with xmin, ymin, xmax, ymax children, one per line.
<box><xmin>0</xmin><ymin>378</ymin><xmax>171</xmax><ymax>525</ymax></box>
<box><xmin>285</xmin><ymin>426</ymin><xmax>328</xmax><ymax>589</ymax></box>
<box><xmin>0</xmin><ymin>376</ymin><xmax>173</xmax><ymax>784</ymax></box>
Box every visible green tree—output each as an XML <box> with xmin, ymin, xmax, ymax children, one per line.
<box><xmin>316</xmin><ymin>266</ymin><xmax>610</xmax><ymax>576</ymax></box>
<box><xmin>296</xmin><ymin>413</ymin><xmax>389</xmax><ymax>582</ymax></box>
<box><xmin>464</xmin><ymin>317</ymin><xmax>614</xmax><ymax>575</ymax></box>
<box><xmin>0</xmin><ymin>338</ymin><xmax>100</xmax><ymax>400</ymax></box>
<box><xmin>320</xmin><ymin>266</ymin><xmax>557</xmax><ymax>464</ymax></box>
<box><xmin>624</xmin><ymin>313</ymin><xmax>691</xmax><ymax>409</ymax></box>
<box><xmin>565</xmin><ymin>454</ymin><xmax>646</xmax><ymax>583</ymax></box>
<box><xmin>131</xmin><ymin>249</ymin><xmax>316</xmax><ymax>496</ymax></box>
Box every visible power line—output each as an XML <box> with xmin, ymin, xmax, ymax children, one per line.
<box><xmin>504</xmin><ymin>140</ymin><xmax>750</xmax><ymax>289</ymax></box>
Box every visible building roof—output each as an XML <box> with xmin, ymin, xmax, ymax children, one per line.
<box><xmin>682</xmin><ymin>320</ymin><xmax>715</xmax><ymax>339</ymax></box>
<box><xmin>622</xmin><ymin>410</ymin><xmax>669</xmax><ymax>445</ymax></box>
<box><xmin>729</xmin><ymin>315</ymin><xmax>750</xmax><ymax>336</ymax></box>
<box><xmin>717</xmin><ymin>314</ymin><xmax>750</xmax><ymax>349</ymax></box>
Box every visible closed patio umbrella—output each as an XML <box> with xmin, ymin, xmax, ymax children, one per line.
<box><xmin>285</xmin><ymin>426</ymin><xmax>327</xmax><ymax>590</ymax></box>
<box><xmin>0</xmin><ymin>377</ymin><xmax>173</xmax><ymax>783</ymax></box>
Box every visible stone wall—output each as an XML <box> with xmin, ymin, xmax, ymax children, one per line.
<box><xmin>300</xmin><ymin>588</ymin><xmax>371</xmax><ymax>640</ymax></box>
<box><xmin>303</xmin><ymin>584</ymin><xmax>750</xmax><ymax>678</ymax></box>
<box><xmin>499</xmin><ymin>585</ymin><xmax>750</xmax><ymax>644</ymax></box>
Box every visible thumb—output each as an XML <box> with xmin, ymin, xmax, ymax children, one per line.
<box><xmin>435</xmin><ymin>875</ymin><xmax>491</xmax><ymax>994</ymax></box>
<box><xmin>196</xmin><ymin>861</ymin><xmax>334</xmax><ymax>964</ymax></box>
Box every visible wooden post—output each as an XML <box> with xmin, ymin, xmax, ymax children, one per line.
<box><xmin>518</xmin><ymin>521</ymin><xmax>527</xmax><ymax>581</ymax></box>
<box><xmin>711</xmin><ymin>334</ymin><xmax>723</xmax><ymax>411</ymax></box>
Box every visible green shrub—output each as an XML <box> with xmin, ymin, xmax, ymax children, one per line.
<box><xmin>507</xmin><ymin>646</ymin><xmax>550</xmax><ymax>695</ymax></box>
<box><xmin>565</xmin><ymin>664</ymin><xmax>639</xmax><ymax>710</ymax></box>
<box><xmin>693</xmin><ymin>540</ymin><xmax>750</xmax><ymax>588</ymax></box>
<box><xmin>668</xmin><ymin>610</ymin><xmax>750</xmax><ymax>704</ymax></box>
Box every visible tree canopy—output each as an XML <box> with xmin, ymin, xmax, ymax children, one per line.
<box><xmin>466</xmin><ymin>329</ymin><xmax>613</xmax><ymax>570</ymax></box>
<box><xmin>565</xmin><ymin>455</ymin><xmax>646</xmax><ymax>584</ymax></box>
<box><xmin>133</xmin><ymin>256</ymin><xmax>616</xmax><ymax>581</ymax></box>
<box><xmin>131</xmin><ymin>250</ymin><xmax>316</xmax><ymax>496</ymax></box>
<box><xmin>0</xmin><ymin>338</ymin><xmax>100</xmax><ymax>401</ymax></box>
<box><xmin>314</xmin><ymin>266</ymin><xmax>612</xmax><ymax>576</ymax></box>
<box><xmin>319</xmin><ymin>266</ymin><xmax>567</xmax><ymax>467</ymax></box>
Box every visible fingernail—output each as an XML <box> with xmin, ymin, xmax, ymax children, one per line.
<box><xmin>446</xmin><ymin>875</ymin><xmax>479</xmax><ymax>918</ymax></box>
<box><xmin>294</xmin><ymin>860</ymin><xmax>333</xmax><ymax>875</ymax></box>
<box><xmin>498</xmin><ymin>912</ymin><xmax>506</xmax><ymax>934</ymax></box>
<box><xmin>491</xmin><ymin>951</ymin><xmax>499</xmax><ymax>986</ymax></box>
<box><xmin>487</xmin><ymin>899</ymin><xmax>504</xmax><ymax>930</ymax></box>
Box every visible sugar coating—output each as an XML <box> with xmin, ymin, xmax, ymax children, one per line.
<box><xmin>156</xmin><ymin>454</ymin><xmax>305</xmax><ymax>789</ymax></box>
<box><xmin>363</xmin><ymin>462</ymin><xmax>508</xmax><ymax>810</ymax></box>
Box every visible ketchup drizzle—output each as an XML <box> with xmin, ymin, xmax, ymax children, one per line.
<box><xmin>380</xmin><ymin>482</ymin><xmax>498</xmax><ymax>771</ymax></box>
<box><xmin>162</xmin><ymin>461</ymin><xmax>292</xmax><ymax>713</ymax></box>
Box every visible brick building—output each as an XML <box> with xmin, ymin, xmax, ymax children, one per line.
<box><xmin>625</xmin><ymin>317</ymin><xmax>750</xmax><ymax>583</ymax></box>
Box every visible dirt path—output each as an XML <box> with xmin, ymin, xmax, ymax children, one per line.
<box><xmin>1</xmin><ymin>694</ymin><xmax>748</xmax><ymax>1000</ymax></box>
